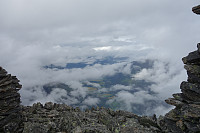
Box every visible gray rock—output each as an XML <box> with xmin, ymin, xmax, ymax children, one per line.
<box><xmin>197</xmin><ymin>43</ymin><xmax>200</xmax><ymax>53</ymax></box>
<box><xmin>162</xmin><ymin>42</ymin><xmax>200</xmax><ymax>132</ymax></box>
<box><xmin>182</xmin><ymin>51</ymin><xmax>200</xmax><ymax>65</ymax></box>
<box><xmin>0</xmin><ymin>66</ymin><xmax>23</xmax><ymax>133</ymax></box>
<box><xmin>192</xmin><ymin>5</ymin><xmax>200</xmax><ymax>15</ymax></box>
<box><xmin>165</xmin><ymin>98</ymin><xmax>184</xmax><ymax>107</ymax></box>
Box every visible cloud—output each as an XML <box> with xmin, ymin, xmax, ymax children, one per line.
<box><xmin>0</xmin><ymin>0</ymin><xmax>199</xmax><ymax>52</ymax></box>
<box><xmin>116</xmin><ymin>90</ymin><xmax>156</xmax><ymax>105</ymax></box>
<box><xmin>82</xmin><ymin>97</ymin><xmax>100</xmax><ymax>106</ymax></box>
<box><xmin>110</xmin><ymin>85</ymin><xmax>132</xmax><ymax>91</ymax></box>
<box><xmin>106</xmin><ymin>90</ymin><xmax>161</xmax><ymax>115</ymax></box>
<box><xmin>67</xmin><ymin>81</ymin><xmax>88</xmax><ymax>98</ymax></box>
<box><xmin>133</xmin><ymin>60</ymin><xmax>186</xmax><ymax>99</ymax></box>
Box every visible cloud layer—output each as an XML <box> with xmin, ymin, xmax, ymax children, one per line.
<box><xmin>0</xmin><ymin>0</ymin><xmax>199</xmax><ymax>115</ymax></box>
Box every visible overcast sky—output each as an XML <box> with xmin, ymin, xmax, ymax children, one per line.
<box><xmin>0</xmin><ymin>0</ymin><xmax>199</xmax><ymax>115</ymax></box>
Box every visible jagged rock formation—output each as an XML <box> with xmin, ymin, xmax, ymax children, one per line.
<box><xmin>192</xmin><ymin>5</ymin><xmax>200</xmax><ymax>15</ymax></box>
<box><xmin>22</xmin><ymin>102</ymin><xmax>160</xmax><ymax>133</ymax></box>
<box><xmin>0</xmin><ymin>67</ymin><xmax>23</xmax><ymax>132</ymax></box>
<box><xmin>158</xmin><ymin>44</ymin><xmax>200</xmax><ymax>132</ymax></box>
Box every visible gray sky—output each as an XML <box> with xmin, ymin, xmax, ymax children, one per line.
<box><xmin>0</xmin><ymin>0</ymin><xmax>199</xmax><ymax>115</ymax></box>
<box><xmin>0</xmin><ymin>0</ymin><xmax>199</xmax><ymax>51</ymax></box>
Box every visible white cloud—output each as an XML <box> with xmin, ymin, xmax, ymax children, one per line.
<box><xmin>111</xmin><ymin>85</ymin><xmax>132</xmax><ymax>91</ymax></box>
<box><xmin>82</xmin><ymin>97</ymin><xmax>100</xmax><ymax>106</ymax></box>
<box><xmin>93</xmin><ymin>46</ymin><xmax>112</xmax><ymax>51</ymax></box>
<box><xmin>114</xmin><ymin>90</ymin><xmax>156</xmax><ymax>112</ymax></box>
<box><xmin>133</xmin><ymin>60</ymin><xmax>186</xmax><ymax>100</ymax></box>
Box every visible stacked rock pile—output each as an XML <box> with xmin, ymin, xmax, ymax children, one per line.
<box><xmin>158</xmin><ymin>44</ymin><xmax>200</xmax><ymax>132</ymax></box>
<box><xmin>192</xmin><ymin>5</ymin><xmax>200</xmax><ymax>15</ymax></box>
<box><xmin>0</xmin><ymin>67</ymin><xmax>23</xmax><ymax>132</ymax></box>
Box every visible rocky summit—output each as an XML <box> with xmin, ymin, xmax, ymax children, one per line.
<box><xmin>1</xmin><ymin>4</ymin><xmax>200</xmax><ymax>133</ymax></box>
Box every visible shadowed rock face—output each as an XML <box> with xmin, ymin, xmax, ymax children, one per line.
<box><xmin>0</xmin><ymin>67</ymin><xmax>23</xmax><ymax>133</ymax></box>
<box><xmin>192</xmin><ymin>5</ymin><xmax>200</xmax><ymax>15</ymax></box>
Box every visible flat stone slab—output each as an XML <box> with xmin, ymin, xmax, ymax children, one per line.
<box><xmin>180</xmin><ymin>81</ymin><xmax>200</xmax><ymax>94</ymax></box>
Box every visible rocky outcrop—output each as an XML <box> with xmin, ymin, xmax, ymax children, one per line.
<box><xmin>192</xmin><ymin>5</ymin><xmax>200</xmax><ymax>15</ymax></box>
<box><xmin>22</xmin><ymin>102</ymin><xmax>160</xmax><ymax>133</ymax></box>
<box><xmin>0</xmin><ymin>67</ymin><xmax>23</xmax><ymax>132</ymax></box>
<box><xmin>159</xmin><ymin>44</ymin><xmax>200</xmax><ymax>132</ymax></box>
<box><xmin>157</xmin><ymin>5</ymin><xmax>200</xmax><ymax>132</ymax></box>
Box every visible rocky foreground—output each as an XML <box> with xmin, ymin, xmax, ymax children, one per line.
<box><xmin>22</xmin><ymin>102</ymin><xmax>160</xmax><ymax>133</ymax></box>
